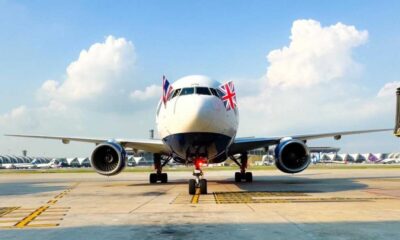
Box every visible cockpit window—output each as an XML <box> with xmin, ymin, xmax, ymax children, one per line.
<box><xmin>209</xmin><ymin>88</ymin><xmax>218</xmax><ymax>97</ymax></box>
<box><xmin>195</xmin><ymin>87</ymin><xmax>211</xmax><ymax>95</ymax></box>
<box><xmin>171</xmin><ymin>87</ymin><xmax>221</xmax><ymax>99</ymax></box>
<box><xmin>216</xmin><ymin>88</ymin><xmax>225</xmax><ymax>98</ymax></box>
<box><xmin>170</xmin><ymin>89</ymin><xmax>181</xmax><ymax>99</ymax></box>
<box><xmin>180</xmin><ymin>87</ymin><xmax>194</xmax><ymax>96</ymax></box>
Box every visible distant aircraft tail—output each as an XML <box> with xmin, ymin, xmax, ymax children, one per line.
<box><xmin>395</xmin><ymin>87</ymin><xmax>400</xmax><ymax>136</ymax></box>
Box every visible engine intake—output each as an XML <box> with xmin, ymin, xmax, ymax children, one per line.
<box><xmin>90</xmin><ymin>141</ymin><xmax>126</xmax><ymax>176</ymax></box>
<box><xmin>274</xmin><ymin>139</ymin><xmax>310</xmax><ymax>174</ymax></box>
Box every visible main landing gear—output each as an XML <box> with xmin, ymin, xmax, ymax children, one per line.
<box><xmin>188</xmin><ymin>157</ymin><xmax>207</xmax><ymax>195</ymax></box>
<box><xmin>231</xmin><ymin>152</ymin><xmax>253</xmax><ymax>183</ymax></box>
<box><xmin>149</xmin><ymin>153</ymin><xmax>170</xmax><ymax>184</ymax></box>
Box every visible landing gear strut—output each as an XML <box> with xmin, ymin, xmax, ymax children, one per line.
<box><xmin>231</xmin><ymin>153</ymin><xmax>253</xmax><ymax>182</ymax></box>
<box><xmin>149</xmin><ymin>153</ymin><xmax>170</xmax><ymax>183</ymax></box>
<box><xmin>188</xmin><ymin>157</ymin><xmax>207</xmax><ymax>195</ymax></box>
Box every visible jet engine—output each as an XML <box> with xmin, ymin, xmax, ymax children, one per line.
<box><xmin>274</xmin><ymin>139</ymin><xmax>311</xmax><ymax>174</ymax></box>
<box><xmin>90</xmin><ymin>141</ymin><xmax>126</xmax><ymax>176</ymax></box>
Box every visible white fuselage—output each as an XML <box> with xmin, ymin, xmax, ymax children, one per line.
<box><xmin>156</xmin><ymin>75</ymin><xmax>238</xmax><ymax>162</ymax></box>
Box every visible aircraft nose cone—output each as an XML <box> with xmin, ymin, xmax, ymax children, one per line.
<box><xmin>173</xmin><ymin>96</ymin><xmax>215</xmax><ymax>132</ymax></box>
<box><xmin>186</xmin><ymin>97</ymin><xmax>213</xmax><ymax>129</ymax></box>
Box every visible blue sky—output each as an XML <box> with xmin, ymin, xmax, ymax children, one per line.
<box><xmin>0</xmin><ymin>0</ymin><xmax>399</xmax><ymax>156</ymax></box>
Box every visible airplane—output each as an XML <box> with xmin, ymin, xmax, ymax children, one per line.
<box><xmin>381</xmin><ymin>158</ymin><xmax>400</xmax><ymax>164</ymax></box>
<box><xmin>0</xmin><ymin>157</ymin><xmax>59</xmax><ymax>169</ymax></box>
<box><xmin>6</xmin><ymin>75</ymin><xmax>392</xmax><ymax>195</ymax></box>
<box><xmin>34</xmin><ymin>158</ymin><xmax>62</xmax><ymax>169</ymax></box>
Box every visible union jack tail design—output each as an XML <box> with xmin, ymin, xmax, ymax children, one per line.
<box><xmin>162</xmin><ymin>75</ymin><xmax>173</xmax><ymax>106</ymax></box>
<box><xmin>219</xmin><ymin>81</ymin><xmax>237</xmax><ymax>110</ymax></box>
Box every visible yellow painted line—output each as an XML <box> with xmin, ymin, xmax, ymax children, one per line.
<box><xmin>1</xmin><ymin>214</ymin><xmax>32</xmax><ymax>218</ymax></box>
<box><xmin>32</xmin><ymin>218</ymin><xmax>63</xmax><ymax>222</ymax></box>
<box><xmin>0</xmin><ymin>207</ymin><xmax>20</xmax><ymax>217</ymax></box>
<box><xmin>213</xmin><ymin>193</ymin><xmax>221</xmax><ymax>204</ymax></box>
<box><xmin>9</xmin><ymin>211</ymin><xmax>35</xmax><ymax>213</ymax></box>
<box><xmin>44</xmin><ymin>209</ymin><xmax>68</xmax><ymax>212</ymax></box>
<box><xmin>5</xmin><ymin>183</ymin><xmax>79</xmax><ymax>228</ymax></box>
<box><xmin>191</xmin><ymin>188</ymin><xmax>201</xmax><ymax>204</ymax></box>
<box><xmin>39</xmin><ymin>214</ymin><xmax>66</xmax><ymax>217</ymax></box>
<box><xmin>47</xmin><ymin>199</ymin><xmax>58</xmax><ymax>205</ymax></box>
<box><xmin>0</xmin><ymin>220</ymin><xmax>20</xmax><ymax>223</ymax></box>
<box><xmin>14</xmin><ymin>206</ymin><xmax>50</xmax><ymax>228</ymax></box>
<box><xmin>24</xmin><ymin>223</ymin><xmax>59</xmax><ymax>228</ymax></box>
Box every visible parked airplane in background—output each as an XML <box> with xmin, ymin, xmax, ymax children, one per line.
<box><xmin>1</xmin><ymin>158</ymin><xmax>61</xmax><ymax>169</ymax></box>
<box><xmin>6</xmin><ymin>75</ymin><xmax>392</xmax><ymax>194</ymax></box>
<box><xmin>35</xmin><ymin>159</ymin><xmax>62</xmax><ymax>169</ymax></box>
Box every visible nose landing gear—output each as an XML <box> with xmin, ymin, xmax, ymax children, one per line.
<box><xmin>188</xmin><ymin>157</ymin><xmax>208</xmax><ymax>195</ymax></box>
<box><xmin>231</xmin><ymin>152</ymin><xmax>253</xmax><ymax>182</ymax></box>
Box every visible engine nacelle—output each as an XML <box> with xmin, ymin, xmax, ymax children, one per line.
<box><xmin>274</xmin><ymin>139</ymin><xmax>311</xmax><ymax>174</ymax></box>
<box><xmin>90</xmin><ymin>141</ymin><xmax>126</xmax><ymax>176</ymax></box>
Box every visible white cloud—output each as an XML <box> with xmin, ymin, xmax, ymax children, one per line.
<box><xmin>130</xmin><ymin>84</ymin><xmax>160</xmax><ymax>101</ymax></box>
<box><xmin>377</xmin><ymin>81</ymin><xmax>400</xmax><ymax>98</ymax></box>
<box><xmin>265</xmin><ymin>19</ymin><xmax>368</xmax><ymax>88</ymax></box>
<box><xmin>0</xmin><ymin>105</ymin><xmax>39</xmax><ymax>130</ymax></box>
<box><xmin>39</xmin><ymin>35</ymin><xmax>136</xmax><ymax>103</ymax></box>
<box><xmin>0</xmin><ymin>105</ymin><xmax>28</xmax><ymax>123</ymax></box>
<box><xmin>1</xmin><ymin>35</ymin><xmax>140</xmax><ymax>136</ymax></box>
<box><xmin>238</xmin><ymin>19</ymin><xmax>392</xmax><ymax>147</ymax></box>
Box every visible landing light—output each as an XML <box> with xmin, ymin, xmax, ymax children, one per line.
<box><xmin>194</xmin><ymin>158</ymin><xmax>206</xmax><ymax>170</ymax></box>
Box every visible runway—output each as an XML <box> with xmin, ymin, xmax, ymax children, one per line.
<box><xmin>0</xmin><ymin>168</ymin><xmax>399</xmax><ymax>240</ymax></box>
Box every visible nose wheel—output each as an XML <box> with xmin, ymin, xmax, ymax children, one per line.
<box><xmin>188</xmin><ymin>158</ymin><xmax>208</xmax><ymax>195</ymax></box>
<box><xmin>189</xmin><ymin>175</ymin><xmax>208</xmax><ymax>195</ymax></box>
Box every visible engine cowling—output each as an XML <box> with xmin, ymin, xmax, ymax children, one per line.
<box><xmin>274</xmin><ymin>139</ymin><xmax>311</xmax><ymax>174</ymax></box>
<box><xmin>90</xmin><ymin>141</ymin><xmax>126</xmax><ymax>176</ymax></box>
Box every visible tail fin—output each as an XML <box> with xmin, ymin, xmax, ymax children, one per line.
<box><xmin>395</xmin><ymin>87</ymin><xmax>400</xmax><ymax>136</ymax></box>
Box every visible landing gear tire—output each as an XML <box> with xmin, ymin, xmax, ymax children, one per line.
<box><xmin>234</xmin><ymin>172</ymin><xmax>241</xmax><ymax>182</ymax></box>
<box><xmin>160</xmin><ymin>173</ymin><xmax>168</xmax><ymax>183</ymax></box>
<box><xmin>234</xmin><ymin>172</ymin><xmax>253</xmax><ymax>182</ymax></box>
<box><xmin>189</xmin><ymin>179</ymin><xmax>196</xmax><ymax>195</ymax></box>
<box><xmin>149</xmin><ymin>173</ymin><xmax>157</xmax><ymax>184</ymax></box>
<box><xmin>245</xmin><ymin>172</ymin><xmax>253</xmax><ymax>182</ymax></box>
<box><xmin>149</xmin><ymin>173</ymin><xmax>168</xmax><ymax>183</ymax></box>
<box><xmin>199</xmin><ymin>179</ymin><xmax>207</xmax><ymax>194</ymax></box>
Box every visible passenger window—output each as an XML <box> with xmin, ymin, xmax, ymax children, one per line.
<box><xmin>180</xmin><ymin>87</ymin><xmax>194</xmax><ymax>96</ymax></box>
<box><xmin>196</xmin><ymin>87</ymin><xmax>211</xmax><ymax>95</ymax></box>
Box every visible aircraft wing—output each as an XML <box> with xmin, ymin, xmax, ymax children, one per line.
<box><xmin>228</xmin><ymin>128</ymin><xmax>392</xmax><ymax>155</ymax></box>
<box><xmin>5</xmin><ymin>134</ymin><xmax>169</xmax><ymax>154</ymax></box>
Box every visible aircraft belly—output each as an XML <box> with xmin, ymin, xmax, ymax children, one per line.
<box><xmin>163</xmin><ymin>132</ymin><xmax>232</xmax><ymax>162</ymax></box>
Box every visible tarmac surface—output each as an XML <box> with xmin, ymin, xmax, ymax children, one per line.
<box><xmin>0</xmin><ymin>168</ymin><xmax>399</xmax><ymax>240</ymax></box>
